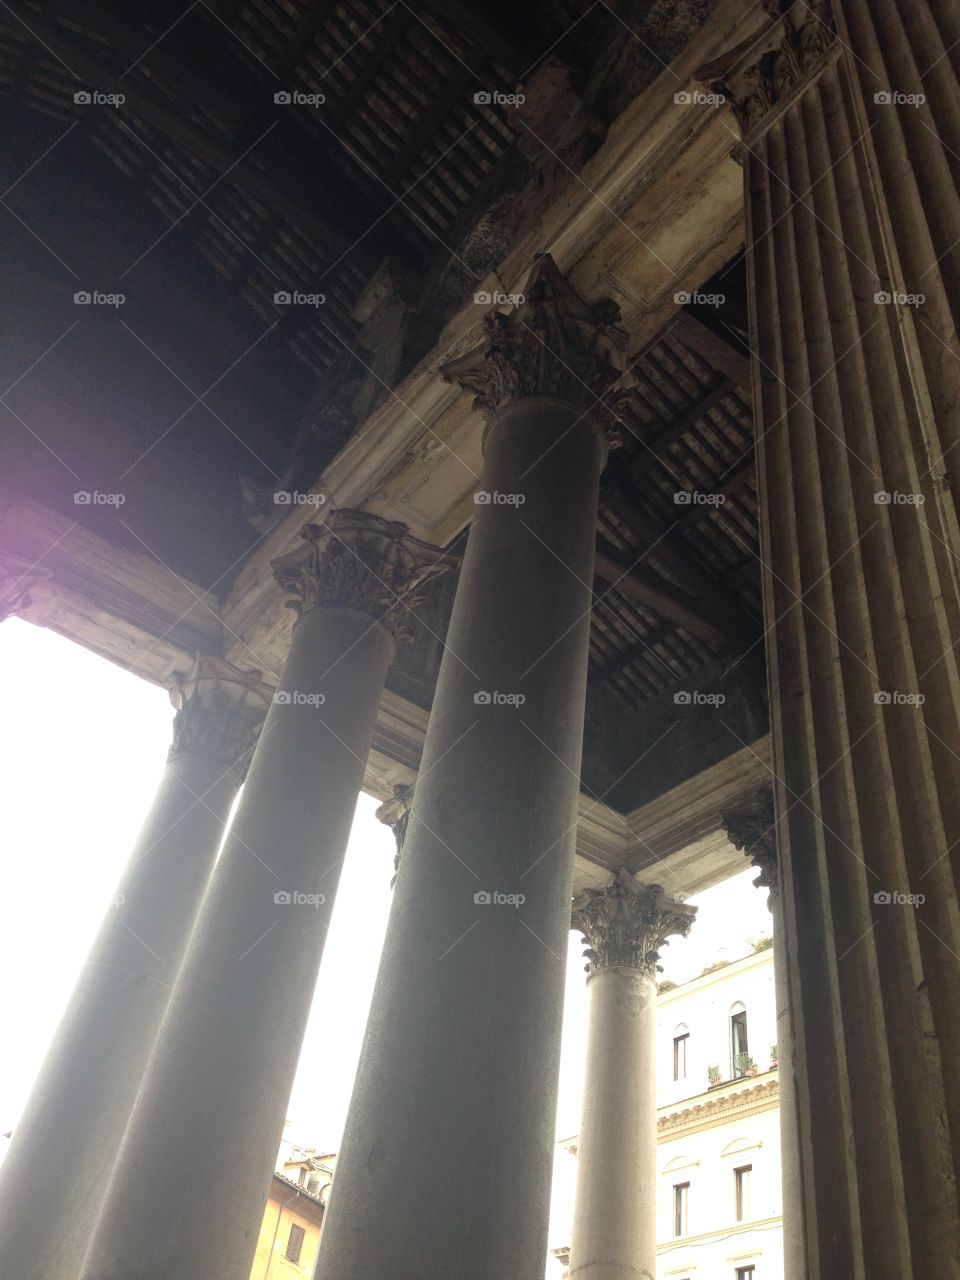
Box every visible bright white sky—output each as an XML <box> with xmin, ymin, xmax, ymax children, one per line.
<box><xmin>0</xmin><ymin>617</ymin><xmax>770</xmax><ymax>1175</ymax></box>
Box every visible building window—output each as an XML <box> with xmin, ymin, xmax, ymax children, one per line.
<box><xmin>735</xmin><ymin>1267</ymin><xmax>755</xmax><ymax>1280</ymax></box>
<box><xmin>285</xmin><ymin>1222</ymin><xmax>305</xmax><ymax>1264</ymax></box>
<box><xmin>735</xmin><ymin>1164</ymin><xmax>752</xmax><ymax>1221</ymax></box>
<box><xmin>673</xmin><ymin>1031</ymin><xmax>689</xmax><ymax>1081</ymax></box>
<box><xmin>673</xmin><ymin>1182</ymin><xmax>689</xmax><ymax>1237</ymax></box>
<box><xmin>731</xmin><ymin>1004</ymin><xmax>749</xmax><ymax>1076</ymax></box>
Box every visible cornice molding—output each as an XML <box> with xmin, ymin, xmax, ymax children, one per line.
<box><xmin>657</xmin><ymin>1076</ymin><xmax>780</xmax><ymax>1139</ymax></box>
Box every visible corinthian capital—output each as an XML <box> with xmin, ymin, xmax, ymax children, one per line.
<box><xmin>439</xmin><ymin>254</ymin><xmax>626</xmax><ymax>420</ymax></box>
<box><xmin>698</xmin><ymin>1</ymin><xmax>837</xmax><ymax>142</ymax></box>
<box><xmin>572</xmin><ymin>871</ymin><xmax>696</xmax><ymax>979</ymax></box>
<box><xmin>375</xmin><ymin>782</ymin><xmax>414</xmax><ymax>888</ymax></box>
<box><xmin>271</xmin><ymin>509</ymin><xmax>456</xmax><ymax>634</ymax></box>
<box><xmin>168</xmin><ymin>655</ymin><xmax>273</xmax><ymax>780</ymax></box>
<box><xmin>721</xmin><ymin>786</ymin><xmax>779</xmax><ymax>905</ymax></box>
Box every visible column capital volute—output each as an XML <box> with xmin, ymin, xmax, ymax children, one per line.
<box><xmin>572</xmin><ymin>870</ymin><xmax>696</xmax><ymax>980</ymax></box>
<box><xmin>438</xmin><ymin>254</ymin><xmax>627</xmax><ymax>434</ymax></box>
<box><xmin>697</xmin><ymin>1</ymin><xmax>838</xmax><ymax>146</ymax></box>
<box><xmin>375</xmin><ymin>782</ymin><xmax>414</xmax><ymax>888</ymax></box>
<box><xmin>721</xmin><ymin>785</ymin><xmax>780</xmax><ymax>907</ymax></box>
<box><xmin>270</xmin><ymin>508</ymin><xmax>456</xmax><ymax>634</ymax></box>
<box><xmin>167</xmin><ymin>654</ymin><xmax>273</xmax><ymax>781</ymax></box>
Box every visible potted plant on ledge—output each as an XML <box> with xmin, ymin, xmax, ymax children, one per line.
<box><xmin>770</xmin><ymin>1042</ymin><xmax>779</xmax><ymax>1070</ymax></box>
<box><xmin>707</xmin><ymin>1064</ymin><xmax>722</xmax><ymax>1089</ymax></box>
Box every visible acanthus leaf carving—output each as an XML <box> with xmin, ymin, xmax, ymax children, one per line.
<box><xmin>572</xmin><ymin>870</ymin><xmax>696</xmax><ymax>979</ymax></box>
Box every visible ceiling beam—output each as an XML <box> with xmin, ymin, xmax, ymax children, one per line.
<box><xmin>670</xmin><ymin>311</ymin><xmax>752</xmax><ymax>388</ymax></box>
<box><xmin>594</xmin><ymin>535</ymin><xmax>731</xmax><ymax>650</ymax></box>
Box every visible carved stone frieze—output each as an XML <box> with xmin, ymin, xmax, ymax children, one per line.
<box><xmin>572</xmin><ymin>870</ymin><xmax>696</xmax><ymax>979</ymax></box>
<box><xmin>168</xmin><ymin>655</ymin><xmax>274</xmax><ymax>780</ymax></box>
<box><xmin>721</xmin><ymin>785</ymin><xmax>780</xmax><ymax>905</ymax></box>
<box><xmin>375</xmin><ymin>782</ymin><xmax>414</xmax><ymax>887</ymax></box>
<box><xmin>271</xmin><ymin>509</ymin><xmax>457</xmax><ymax>635</ymax></box>
<box><xmin>438</xmin><ymin>254</ymin><xmax>626</xmax><ymax>424</ymax></box>
<box><xmin>699</xmin><ymin>0</ymin><xmax>837</xmax><ymax>142</ymax></box>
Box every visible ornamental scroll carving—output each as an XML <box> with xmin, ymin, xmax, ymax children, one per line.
<box><xmin>438</xmin><ymin>253</ymin><xmax>626</xmax><ymax>423</ymax></box>
<box><xmin>168</xmin><ymin>655</ymin><xmax>273</xmax><ymax>781</ymax></box>
<box><xmin>721</xmin><ymin>785</ymin><xmax>780</xmax><ymax>906</ymax></box>
<box><xmin>572</xmin><ymin>871</ymin><xmax>696</xmax><ymax>979</ymax></box>
<box><xmin>271</xmin><ymin>509</ymin><xmax>456</xmax><ymax>636</ymax></box>
<box><xmin>699</xmin><ymin>0</ymin><xmax>837</xmax><ymax>141</ymax></box>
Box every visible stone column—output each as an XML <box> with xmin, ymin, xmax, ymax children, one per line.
<box><xmin>315</xmin><ymin>255</ymin><xmax>623</xmax><ymax>1279</ymax></box>
<box><xmin>702</xmin><ymin>7</ymin><xmax>960</xmax><ymax>1276</ymax></box>
<box><xmin>721</xmin><ymin>786</ymin><xmax>806</xmax><ymax>1280</ymax></box>
<box><xmin>568</xmin><ymin>874</ymin><xmax>695</xmax><ymax>1280</ymax></box>
<box><xmin>79</xmin><ymin>510</ymin><xmax>452</xmax><ymax>1280</ymax></box>
<box><xmin>0</xmin><ymin>655</ymin><xmax>271</xmax><ymax>1280</ymax></box>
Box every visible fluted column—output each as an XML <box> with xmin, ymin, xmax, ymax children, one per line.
<box><xmin>79</xmin><ymin>510</ymin><xmax>452</xmax><ymax>1280</ymax></box>
<box><xmin>703</xmin><ymin>7</ymin><xmax>960</xmax><ymax>1276</ymax></box>
<box><xmin>0</xmin><ymin>656</ymin><xmax>270</xmax><ymax>1280</ymax></box>
<box><xmin>315</xmin><ymin>255</ymin><xmax>624</xmax><ymax>1279</ymax></box>
<box><xmin>568</xmin><ymin>874</ymin><xmax>695</xmax><ymax>1280</ymax></box>
<box><xmin>722</xmin><ymin>786</ymin><xmax>805</xmax><ymax>1280</ymax></box>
